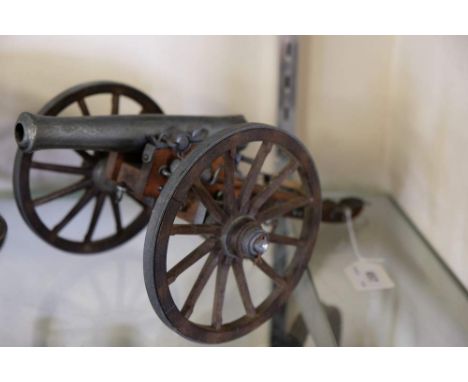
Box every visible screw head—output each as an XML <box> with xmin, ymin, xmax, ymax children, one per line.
<box><xmin>174</xmin><ymin>133</ymin><xmax>190</xmax><ymax>151</ymax></box>
<box><xmin>252</xmin><ymin>234</ymin><xmax>269</xmax><ymax>255</ymax></box>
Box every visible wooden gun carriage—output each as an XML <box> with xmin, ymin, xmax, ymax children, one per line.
<box><xmin>13</xmin><ymin>81</ymin><xmax>322</xmax><ymax>343</ymax></box>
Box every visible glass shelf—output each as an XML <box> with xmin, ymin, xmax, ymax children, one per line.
<box><xmin>287</xmin><ymin>192</ymin><xmax>468</xmax><ymax>346</ymax></box>
<box><xmin>0</xmin><ymin>192</ymin><xmax>466</xmax><ymax>346</ymax></box>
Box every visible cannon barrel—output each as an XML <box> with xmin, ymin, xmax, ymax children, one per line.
<box><xmin>15</xmin><ymin>112</ymin><xmax>246</xmax><ymax>153</ymax></box>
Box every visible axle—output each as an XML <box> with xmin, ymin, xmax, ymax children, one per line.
<box><xmin>15</xmin><ymin>112</ymin><xmax>246</xmax><ymax>153</ymax></box>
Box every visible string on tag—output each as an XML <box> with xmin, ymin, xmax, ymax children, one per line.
<box><xmin>344</xmin><ymin>207</ymin><xmax>383</xmax><ymax>263</ymax></box>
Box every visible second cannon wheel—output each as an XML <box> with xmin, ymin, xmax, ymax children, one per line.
<box><xmin>13</xmin><ymin>81</ymin><xmax>163</xmax><ymax>254</ymax></box>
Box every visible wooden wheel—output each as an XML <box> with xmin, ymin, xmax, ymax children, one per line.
<box><xmin>144</xmin><ymin>124</ymin><xmax>321</xmax><ymax>343</ymax></box>
<box><xmin>13</xmin><ymin>81</ymin><xmax>163</xmax><ymax>253</ymax></box>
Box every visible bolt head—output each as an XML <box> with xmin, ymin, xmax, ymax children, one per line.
<box><xmin>175</xmin><ymin>134</ymin><xmax>190</xmax><ymax>151</ymax></box>
<box><xmin>252</xmin><ymin>235</ymin><xmax>269</xmax><ymax>255</ymax></box>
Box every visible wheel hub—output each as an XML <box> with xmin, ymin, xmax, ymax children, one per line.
<box><xmin>92</xmin><ymin>157</ymin><xmax>116</xmax><ymax>194</ymax></box>
<box><xmin>221</xmin><ymin>216</ymin><xmax>270</xmax><ymax>258</ymax></box>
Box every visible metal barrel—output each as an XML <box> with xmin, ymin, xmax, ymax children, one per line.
<box><xmin>15</xmin><ymin>112</ymin><xmax>246</xmax><ymax>153</ymax></box>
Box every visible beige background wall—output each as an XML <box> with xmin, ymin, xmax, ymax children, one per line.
<box><xmin>1</xmin><ymin>36</ymin><xmax>467</xmax><ymax>287</ymax></box>
<box><xmin>297</xmin><ymin>36</ymin><xmax>394</xmax><ymax>192</ymax></box>
<box><xmin>385</xmin><ymin>36</ymin><xmax>468</xmax><ymax>287</ymax></box>
<box><xmin>299</xmin><ymin>35</ymin><xmax>468</xmax><ymax>287</ymax></box>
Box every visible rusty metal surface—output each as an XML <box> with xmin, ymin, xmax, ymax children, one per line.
<box><xmin>13</xmin><ymin>81</ymin><xmax>161</xmax><ymax>254</ymax></box>
<box><xmin>143</xmin><ymin>124</ymin><xmax>321</xmax><ymax>343</ymax></box>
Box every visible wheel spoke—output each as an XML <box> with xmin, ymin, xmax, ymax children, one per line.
<box><xmin>249</xmin><ymin>160</ymin><xmax>298</xmax><ymax>214</ymax></box>
<box><xmin>110</xmin><ymin>196</ymin><xmax>123</xmax><ymax>233</ymax></box>
<box><xmin>84</xmin><ymin>192</ymin><xmax>106</xmax><ymax>242</ymax></box>
<box><xmin>239</xmin><ymin>155</ymin><xmax>255</xmax><ymax>164</ymax></box>
<box><xmin>126</xmin><ymin>190</ymin><xmax>147</xmax><ymax>208</ymax></box>
<box><xmin>111</xmin><ymin>93</ymin><xmax>119</xmax><ymax>114</ymax></box>
<box><xmin>256</xmin><ymin>196</ymin><xmax>313</xmax><ymax>222</ymax></box>
<box><xmin>181</xmin><ymin>251</ymin><xmax>219</xmax><ymax>319</ymax></box>
<box><xmin>170</xmin><ymin>224</ymin><xmax>220</xmax><ymax>236</ymax></box>
<box><xmin>254</xmin><ymin>257</ymin><xmax>287</xmax><ymax>287</ymax></box>
<box><xmin>268</xmin><ymin>233</ymin><xmax>303</xmax><ymax>246</ymax></box>
<box><xmin>30</xmin><ymin>161</ymin><xmax>91</xmax><ymax>175</ymax></box>
<box><xmin>223</xmin><ymin>148</ymin><xmax>237</xmax><ymax>214</ymax></box>
<box><xmin>232</xmin><ymin>259</ymin><xmax>256</xmax><ymax>316</ymax></box>
<box><xmin>212</xmin><ymin>256</ymin><xmax>231</xmax><ymax>329</ymax></box>
<box><xmin>239</xmin><ymin>141</ymin><xmax>273</xmax><ymax>213</ymax></box>
<box><xmin>268</xmin><ymin>219</ymin><xmax>279</xmax><ymax>234</ymax></box>
<box><xmin>77</xmin><ymin>98</ymin><xmax>90</xmax><ymax>116</ymax></box>
<box><xmin>192</xmin><ymin>181</ymin><xmax>227</xmax><ymax>223</ymax></box>
<box><xmin>51</xmin><ymin>188</ymin><xmax>97</xmax><ymax>234</ymax></box>
<box><xmin>33</xmin><ymin>178</ymin><xmax>92</xmax><ymax>206</ymax></box>
<box><xmin>167</xmin><ymin>238</ymin><xmax>216</xmax><ymax>284</ymax></box>
<box><xmin>75</xmin><ymin>150</ymin><xmax>94</xmax><ymax>163</ymax></box>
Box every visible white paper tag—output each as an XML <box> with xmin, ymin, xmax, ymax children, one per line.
<box><xmin>345</xmin><ymin>260</ymin><xmax>395</xmax><ymax>291</ymax></box>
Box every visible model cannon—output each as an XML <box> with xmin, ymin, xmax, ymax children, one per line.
<box><xmin>13</xmin><ymin>81</ymin><xmax>322</xmax><ymax>343</ymax></box>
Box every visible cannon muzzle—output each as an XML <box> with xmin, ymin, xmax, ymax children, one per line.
<box><xmin>15</xmin><ymin>112</ymin><xmax>246</xmax><ymax>153</ymax></box>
